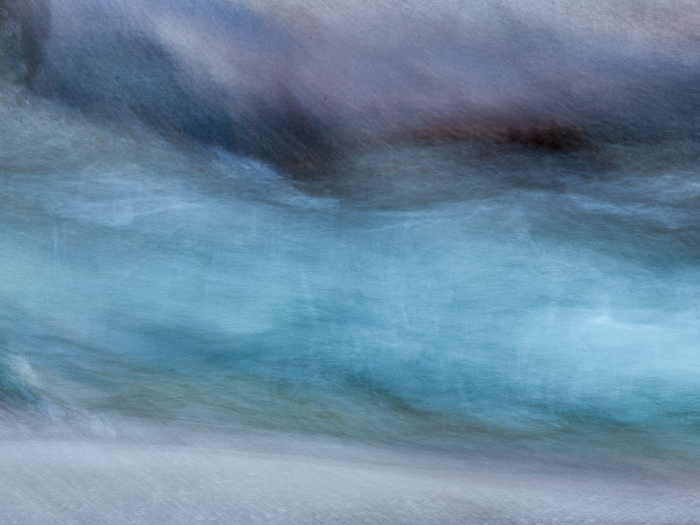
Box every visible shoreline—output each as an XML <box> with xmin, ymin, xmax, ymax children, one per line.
<box><xmin>1</xmin><ymin>421</ymin><xmax>698</xmax><ymax>524</ymax></box>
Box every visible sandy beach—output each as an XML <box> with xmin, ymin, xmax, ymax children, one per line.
<box><xmin>1</xmin><ymin>425</ymin><xmax>699</xmax><ymax>524</ymax></box>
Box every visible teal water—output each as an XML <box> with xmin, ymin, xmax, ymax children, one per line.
<box><xmin>1</xmin><ymin>82</ymin><xmax>699</xmax><ymax>459</ymax></box>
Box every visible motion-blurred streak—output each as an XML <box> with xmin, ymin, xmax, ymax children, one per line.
<box><xmin>3</xmin><ymin>0</ymin><xmax>700</xmax><ymax>173</ymax></box>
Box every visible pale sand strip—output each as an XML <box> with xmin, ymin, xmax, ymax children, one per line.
<box><xmin>0</xmin><ymin>431</ymin><xmax>698</xmax><ymax>524</ymax></box>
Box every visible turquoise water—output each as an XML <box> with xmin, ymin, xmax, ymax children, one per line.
<box><xmin>1</xmin><ymin>83</ymin><xmax>699</xmax><ymax>458</ymax></box>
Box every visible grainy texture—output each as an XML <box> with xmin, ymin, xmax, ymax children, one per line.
<box><xmin>1</xmin><ymin>435</ymin><xmax>699</xmax><ymax>524</ymax></box>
